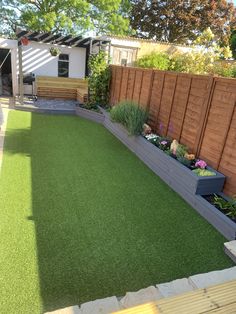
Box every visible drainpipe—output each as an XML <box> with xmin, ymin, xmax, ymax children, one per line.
<box><xmin>18</xmin><ymin>41</ymin><xmax>23</xmax><ymax>105</ymax></box>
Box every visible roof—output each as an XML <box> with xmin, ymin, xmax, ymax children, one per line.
<box><xmin>16</xmin><ymin>29</ymin><xmax>110</xmax><ymax>49</ymax></box>
<box><xmin>102</xmin><ymin>34</ymin><xmax>193</xmax><ymax>48</ymax></box>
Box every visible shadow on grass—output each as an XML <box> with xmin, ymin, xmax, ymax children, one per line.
<box><xmin>2</xmin><ymin>111</ymin><xmax>234</xmax><ymax>313</ymax></box>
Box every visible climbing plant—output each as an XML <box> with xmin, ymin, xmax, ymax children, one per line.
<box><xmin>88</xmin><ymin>51</ymin><xmax>111</xmax><ymax>107</ymax></box>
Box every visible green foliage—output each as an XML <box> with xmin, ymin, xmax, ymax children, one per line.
<box><xmin>136</xmin><ymin>29</ymin><xmax>235</xmax><ymax>77</ymax></box>
<box><xmin>177</xmin><ymin>156</ymin><xmax>192</xmax><ymax>168</ymax></box>
<box><xmin>49</xmin><ymin>47</ymin><xmax>61</xmax><ymax>56</ymax></box>
<box><xmin>110</xmin><ymin>101</ymin><xmax>148</xmax><ymax>135</ymax></box>
<box><xmin>88</xmin><ymin>51</ymin><xmax>111</xmax><ymax>107</ymax></box>
<box><xmin>209</xmin><ymin>62</ymin><xmax>236</xmax><ymax>78</ymax></box>
<box><xmin>0</xmin><ymin>0</ymin><xmax>130</xmax><ymax>37</ymax></box>
<box><xmin>130</xmin><ymin>0</ymin><xmax>236</xmax><ymax>45</ymax></box>
<box><xmin>192</xmin><ymin>169</ymin><xmax>216</xmax><ymax>176</ymax></box>
<box><xmin>136</xmin><ymin>52</ymin><xmax>170</xmax><ymax>70</ymax></box>
<box><xmin>175</xmin><ymin>144</ymin><xmax>188</xmax><ymax>159</ymax></box>
<box><xmin>156</xmin><ymin>137</ymin><xmax>172</xmax><ymax>151</ymax></box>
<box><xmin>230</xmin><ymin>31</ymin><xmax>236</xmax><ymax>59</ymax></box>
<box><xmin>213</xmin><ymin>194</ymin><xmax>236</xmax><ymax>220</ymax></box>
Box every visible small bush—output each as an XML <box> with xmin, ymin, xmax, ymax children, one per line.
<box><xmin>209</xmin><ymin>62</ymin><xmax>236</xmax><ymax>78</ymax></box>
<box><xmin>136</xmin><ymin>52</ymin><xmax>170</xmax><ymax>70</ymax></box>
<box><xmin>110</xmin><ymin>101</ymin><xmax>148</xmax><ymax>135</ymax></box>
<box><xmin>192</xmin><ymin>168</ymin><xmax>216</xmax><ymax>176</ymax></box>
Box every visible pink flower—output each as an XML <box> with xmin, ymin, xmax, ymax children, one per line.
<box><xmin>195</xmin><ymin>160</ymin><xmax>207</xmax><ymax>169</ymax></box>
<box><xmin>160</xmin><ymin>140</ymin><xmax>168</xmax><ymax>145</ymax></box>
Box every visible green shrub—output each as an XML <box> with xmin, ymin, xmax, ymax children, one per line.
<box><xmin>136</xmin><ymin>52</ymin><xmax>170</xmax><ymax>70</ymax></box>
<box><xmin>88</xmin><ymin>51</ymin><xmax>111</xmax><ymax>107</ymax></box>
<box><xmin>175</xmin><ymin>144</ymin><xmax>188</xmax><ymax>159</ymax></box>
<box><xmin>110</xmin><ymin>101</ymin><xmax>148</xmax><ymax>135</ymax></box>
<box><xmin>209</xmin><ymin>62</ymin><xmax>236</xmax><ymax>78</ymax></box>
<box><xmin>192</xmin><ymin>168</ymin><xmax>216</xmax><ymax>176</ymax></box>
<box><xmin>213</xmin><ymin>194</ymin><xmax>236</xmax><ymax>219</ymax></box>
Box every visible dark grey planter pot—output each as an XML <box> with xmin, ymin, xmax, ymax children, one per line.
<box><xmin>76</xmin><ymin>106</ymin><xmax>104</xmax><ymax>124</ymax></box>
<box><xmin>100</xmin><ymin>108</ymin><xmax>225</xmax><ymax>196</ymax></box>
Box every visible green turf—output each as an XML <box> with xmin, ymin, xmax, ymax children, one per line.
<box><xmin>0</xmin><ymin>111</ymin><xmax>233</xmax><ymax>313</ymax></box>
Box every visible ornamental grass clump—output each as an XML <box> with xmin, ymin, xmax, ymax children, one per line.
<box><xmin>110</xmin><ymin>101</ymin><xmax>148</xmax><ymax>135</ymax></box>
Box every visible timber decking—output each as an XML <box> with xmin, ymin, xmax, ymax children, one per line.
<box><xmin>36</xmin><ymin>76</ymin><xmax>88</xmax><ymax>101</ymax></box>
<box><xmin>113</xmin><ymin>280</ymin><xmax>236</xmax><ymax>314</ymax></box>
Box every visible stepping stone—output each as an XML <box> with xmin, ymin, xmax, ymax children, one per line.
<box><xmin>45</xmin><ymin>306</ymin><xmax>81</xmax><ymax>314</ymax></box>
<box><xmin>120</xmin><ymin>286</ymin><xmax>163</xmax><ymax>309</ymax></box>
<box><xmin>188</xmin><ymin>266</ymin><xmax>236</xmax><ymax>289</ymax></box>
<box><xmin>80</xmin><ymin>296</ymin><xmax>120</xmax><ymax>314</ymax></box>
<box><xmin>156</xmin><ymin>278</ymin><xmax>195</xmax><ymax>298</ymax></box>
<box><xmin>224</xmin><ymin>240</ymin><xmax>236</xmax><ymax>263</ymax></box>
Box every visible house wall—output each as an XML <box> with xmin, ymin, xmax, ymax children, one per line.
<box><xmin>105</xmin><ymin>36</ymin><xmax>193</xmax><ymax>66</ymax></box>
<box><xmin>22</xmin><ymin>42</ymin><xmax>86</xmax><ymax>79</ymax></box>
<box><xmin>138</xmin><ymin>42</ymin><xmax>192</xmax><ymax>58</ymax></box>
<box><xmin>0</xmin><ymin>39</ymin><xmax>87</xmax><ymax>97</ymax></box>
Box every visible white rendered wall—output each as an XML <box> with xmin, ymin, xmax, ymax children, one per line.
<box><xmin>21</xmin><ymin>42</ymin><xmax>86</xmax><ymax>79</ymax></box>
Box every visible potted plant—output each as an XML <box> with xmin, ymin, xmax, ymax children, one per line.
<box><xmin>49</xmin><ymin>47</ymin><xmax>61</xmax><ymax>57</ymax></box>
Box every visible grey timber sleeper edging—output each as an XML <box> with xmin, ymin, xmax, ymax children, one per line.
<box><xmin>76</xmin><ymin>106</ymin><xmax>105</xmax><ymax>123</ymax></box>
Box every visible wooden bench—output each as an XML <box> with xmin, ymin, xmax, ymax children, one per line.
<box><xmin>36</xmin><ymin>76</ymin><xmax>88</xmax><ymax>102</ymax></box>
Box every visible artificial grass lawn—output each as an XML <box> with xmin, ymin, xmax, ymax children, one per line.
<box><xmin>0</xmin><ymin>111</ymin><xmax>233</xmax><ymax>313</ymax></box>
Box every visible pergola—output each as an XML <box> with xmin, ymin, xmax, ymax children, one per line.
<box><xmin>16</xmin><ymin>29</ymin><xmax>111</xmax><ymax>104</ymax></box>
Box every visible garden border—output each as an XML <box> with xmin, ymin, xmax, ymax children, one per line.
<box><xmin>77</xmin><ymin>107</ymin><xmax>236</xmax><ymax>240</ymax></box>
<box><xmin>75</xmin><ymin>105</ymin><xmax>105</xmax><ymax>123</ymax></box>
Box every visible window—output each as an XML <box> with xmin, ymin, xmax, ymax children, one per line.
<box><xmin>121</xmin><ymin>58</ymin><xmax>127</xmax><ymax>66</ymax></box>
<box><xmin>58</xmin><ymin>54</ymin><xmax>69</xmax><ymax>77</ymax></box>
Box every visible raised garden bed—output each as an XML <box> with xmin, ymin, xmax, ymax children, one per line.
<box><xmin>76</xmin><ymin>105</ymin><xmax>104</xmax><ymax>124</ymax></box>
<box><xmin>101</xmin><ymin>107</ymin><xmax>225</xmax><ymax>196</ymax></box>
<box><xmin>78</xmin><ymin>107</ymin><xmax>234</xmax><ymax>240</ymax></box>
<box><xmin>193</xmin><ymin>194</ymin><xmax>236</xmax><ymax>240</ymax></box>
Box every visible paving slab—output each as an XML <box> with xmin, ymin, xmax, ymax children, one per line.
<box><xmin>188</xmin><ymin>266</ymin><xmax>236</xmax><ymax>289</ymax></box>
<box><xmin>80</xmin><ymin>296</ymin><xmax>120</xmax><ymax>314</ymax></box>
<box><xmin>45</xmin><ymin>306</ymin><xmax>81</xmax><ymax>314</ymax></box>
<box><xmin>156</xmin><ymin>278</ymin><xmax>195</xmax><ymax>298</ymax></box>
<box><xmin>120</xmin><ymin>286</ymin><xmax>163</xmax><ymax>309</ymax></box>
<box><xmin>224</xmin><ymin>240</ymin><xmax>236</xmax><ymax>263</ymax></box>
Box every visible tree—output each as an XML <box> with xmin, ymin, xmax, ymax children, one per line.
<box><xmin>130</xmin><ymin>0</ymin><xmax>236</xmax><ymax>45</ymax></box>
<box><xmin>230</xmin><ymin>30</ymin><xmax>236</xmax><ymax>59</ymax></box>
<box><xmin>0</xmin><ymin>0</ymin><xmax>131</xmax><ymax>37</ymax></box>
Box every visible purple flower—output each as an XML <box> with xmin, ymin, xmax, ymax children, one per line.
<box><xmin>195</xmin><ymin>160</ymin><xmax>207</xmax><ymax>169</ymax></box>
<box><xmin>160</xmin><ymin>140</ymin><xmax>168</xmax><ymax>145</ymax></box>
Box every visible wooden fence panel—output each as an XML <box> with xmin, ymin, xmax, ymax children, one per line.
<box><xmin>132</xmin><ymin>70</ymin><xmax>143</xmax><ymax>103</ymax></box>
<box><xmin>113</xmin><ymin>67</ymin><xmax>123</xmax><ymax>104</ymax></box>
<box><xmin>126</xmin><ymin>68</ymin><xmax>136</xmax><ymax>100</ymax></box>
<box><xmin>157</xmin><ymin>73</ymin><xmax>178</xmax><ymax>135</ymax></box>
<box><xmin>119</xmin><ymin>67</ymin><xmax>129</xmax><ymax>101</ymax></box>
<box><xmin>109</xmin><ymin>65</ymin><xmax>236</xmax><ymax>196</ymax></box>
<box><xmin>167</xmin><ymin>74</ymin><xmax>192</xmax><ymax>140</ymax></box>
<box><xmin>180</xmin><ymin>77</ymin><xmax>212</xmax><ymax>153</ymax></box>
<box><xmin>148</xmin><ymin>71</ymin><xmax>165</xmax><ymax>130</ymax></box>
<box><xmin>139</xmin><ymin>70</ymin><xmax>153</xmax><ymax>109</ymax></box>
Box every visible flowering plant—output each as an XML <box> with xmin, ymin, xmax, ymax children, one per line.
<box><xmin>157</xmin><ymin>138</ymin><xmax>171</xmax><ymax>151</ymax></box>
<box><xmin>195</xmin><ymin>160</ymin><xmax>207</xmax><ymax>169</ymax></box>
